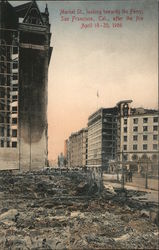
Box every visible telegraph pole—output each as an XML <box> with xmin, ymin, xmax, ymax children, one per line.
<box><xmin>121</xmin><ymin>150</ymin><xmax>125</xmax><ymax>190</ymax></box>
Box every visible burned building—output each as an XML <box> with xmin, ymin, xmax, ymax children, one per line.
<box><xmin>0</xmin><ymin>0</ymin><xmax>52</xmax><ymax>170</ymax></box>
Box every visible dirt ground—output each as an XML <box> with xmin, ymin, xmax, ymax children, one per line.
<box><xmin>0</xmin><ymin>170</ymin><xmax>158</xmax><ymax>250</ymax></box>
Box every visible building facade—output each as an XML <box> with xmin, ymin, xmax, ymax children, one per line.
<box><xmin>66</xmin><ymin>128</ymin><xmax>88</xmax><ymax>168</ymax></box>
<box><xmin>117</xmin><ymin>100</ymin><xmax>159</xmax><ymax>175</ymax></box>
<box><xmin>0</xmin><ymin>0</ymin><xmax>52</xmax><ymax>170</ymax></box>
<box><xmin>87</xmin><ymin>107</ymin><xmax>118</xmax><ymax>170</ymax></box>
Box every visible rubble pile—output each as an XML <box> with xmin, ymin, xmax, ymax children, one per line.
<box><xmin>0</xmin><ymin>170</ymin><xmax>158</xmax><ymax>249</ymax></box>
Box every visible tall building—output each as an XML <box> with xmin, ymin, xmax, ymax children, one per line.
<box><xmin>87</xmin><ymin>107</ymin><xmax>118</xmax><ymax>170</ymax></box>
<box><xmin>0</xmin><ymin>0</ymin><xmax>52</xmax><ymax>170</ymax></box>
<box><xmin>117</xmin><ymin>100</ymin><xmax>159</xmax><ymax>174</ymax></box>
<box><xmin>66</xmin><ymin>128</ymin><xmax>88</xmax><ymax>168</ymax></box>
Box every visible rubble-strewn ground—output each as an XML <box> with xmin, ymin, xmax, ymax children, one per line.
<box><xmin>0</xmin><ymin>170</ymin><xmax>158</xmax><ymax>250</ymax></box>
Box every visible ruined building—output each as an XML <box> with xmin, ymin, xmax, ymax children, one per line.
<box><xmin>0</xmin><ymin>0</ymin><xmax>52</xmax><ymax>170</ymax></box>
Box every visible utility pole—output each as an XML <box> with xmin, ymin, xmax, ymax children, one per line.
<box><xmin>145</xmin><ymin>160</ymin><xmax>148</xmax><ymax>189</ymax></box>
<box><xmin>121</xmin><ymin>150</ymin><xmax>125</xmax><ymax>190</ymax></box>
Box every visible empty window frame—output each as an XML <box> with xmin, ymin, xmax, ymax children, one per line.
<box><xmin>124</xmin><ymin>127</ymin><xmax>127</xmax><ymax>133</ymax></box>
<box><xmin>124</xmin><ymin>119</ymin><xmax>127</xmax><ymax>125</ymax></box>
<box><xmin>143</xmin><ymin>117</ymin><xmax>148</xmax><ymax>123</ymax></box>
<box><xmin>133</xmin><ymin>126</ymin><xmax>138</xmax><ymax>132</ymax></box>
<box><xmin>12</xmin><ymin>141</ymin><xmax>17</xmax><ymax>148</ymax></box>
<box><xmin>143</xmin><ymin>126</ymin><xmax>148</xmax><ymax>132</ymax></box>
<box><xmin>143</xmin><ymin>144</ymin><xmax>147</xmax><ymax>150</ymax></box>
<box><xmin>12</xmin><ymin>118</ymin><xmax>17</xmax><ymax>124</ymax></box>
<box><xmin>133</xmin><ymin>145</ymin><xmax>137</xmax><ymax>150</ymax></box>
<box><xmin>124</xmin><ymin>136</ymin><xmax>127</xmax><ymax>142</ymax></box>
<box><xmin>153</xmin><ymin>117</ymin><xmax>158</xmax><ymax>123</ymax></box>
<box><xmin>153</xmin><ymin>144</ymin><xmax>158</xmax><ymax>150</ymax></box>
<box><xmin>133</xmin><ymin>118</ymin><xmax>138</xmax><ymax>124</ymax></box>
<box><xmin>143</xmin><ymin>135</ymin><xmax>148</xmax><ymax>141</ymax></box>
<box><xmin>153</xmin><ymin>134</ymin><xmax>158</xmax><ymax>140</ymax></box>
<box><xmin>153</xmin><ymin>126</ymin><xmax>158</xmax><ymax>131</ymax></box>
<box><xmin>133</xmin><ymin>135</ymin><xmax>138</xmax><ymax>141</ymax></box>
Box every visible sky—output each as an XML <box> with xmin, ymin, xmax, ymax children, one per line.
<box><xmin>12</xmin><ymin>0</ymin><xmax>158</xmax><ymax>161</ymax></box>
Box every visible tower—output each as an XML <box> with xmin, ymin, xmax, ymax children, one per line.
<box><xmin>0</xmin><ymin>1</ymin><xmax>52</xmax><ymax>171</ymax></box>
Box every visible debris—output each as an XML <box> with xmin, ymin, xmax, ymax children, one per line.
<box><xmin>0</xmin><ymin>170</ymin><xmax>158</xmax><ymax>249</ymax></box>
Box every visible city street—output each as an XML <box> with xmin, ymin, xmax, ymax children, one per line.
<box><xmin>103</xmin><ymin>173</ymin><xmax>158</xmax><ymax>203</ymax></box>
<box><xmin>103</xmin><ymin>173</ymin><xmax>158</xmax><ymax>190</ymax></box>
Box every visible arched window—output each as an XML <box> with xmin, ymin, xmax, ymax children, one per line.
<box><xmin>132</xmin><ymin>154</ymin><xmax>138</xmax><ymax>161</ymax></box>
<box><xmin>152</xmin><ymin>154</ymin><xmax>157</xmax><ymax>162</ymax></box>
<box><xmin>26</xmin><ymin>8</ymin><xmax>42</xmax><ymax>25</ymax></box>
<box><xmin>141</xmin><ymin>154</ymin><xmax>148</xmax><ymax>160</ymax></box>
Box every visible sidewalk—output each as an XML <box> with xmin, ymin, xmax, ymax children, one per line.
<box><xmin>103</xmin><ymin>173</ymin><xmax>158</xmax><ymax>191</ymax></box>
<box><xmin>103</xmin><ymin>174</ymin><xmax>158</xmax><ymax>203</ymax></box>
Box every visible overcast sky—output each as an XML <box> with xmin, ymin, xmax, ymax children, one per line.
<box><xmin>12</xmin><ymin>0</ymin><xmax>158</xmax><ymax>161</ymax></box>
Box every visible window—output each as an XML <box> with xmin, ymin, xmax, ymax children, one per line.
<box><xmin>143</xmin><ymin>117</ymin><xmax>148</xmax><ymax>123</ymax></box>
<box><xmin>124</xmin><ymin>119</ymin><xmax>127</xmax><ymax>125</ymax></box>
<box><xmin>7</xmin><ymin>141</ymin><xmax>10</xmax><ymax>148</ymax></box>
<box><xmin>123</xmin><ymin>145</ymin><xmax>127</xmax><ymax>150</ymax></box>
<box><xmin>143</xmin><ymin>144</ymin><xmax>147</xmax><ymax>150</ymax></box>
<box><xmin>133</xmin><ymin>145</ymin><xmax>137</xmax><ymax>150</ymax></box>
<box><xmin>12</xmin><ymin>118</ymin><xmax>17</xmax><ymax>124</ymax></box>
<box><xmin>1</xmin><ymin>140</ymin><xmax>4</xmax><ymax>147</ymax></box>
<box><xmin>152</xmin><ymin>154</ymin><xmax>157</xmax><ymax>161</ymax></box>
<box><xmin>7</xmin><ymin>117</ymin><xmax>10</xmax><ymax>124</ymax></box>
<box><xmin>153</xmin><ymin>117</ymin><xmax>158</xmax><ymax>123</ymax></box>
<box><xmin>0</xmin><ymin>127</ymin><xmax>4</xmax><ymax>137</ymax></box>
<box><xmin>12</xmin><ymin>141</ymin><xmax>17</xmax><ymax>148</ymax></box>
<box><xmin>13</xmin><ymin>47</ymin><xmax>18</xmax><ymax>54</ymax></box>
<box><xmin>153</xmin><ymin>144</ymin><xmax>158</xmax><ymax>150</ymax></box>
<box><xmin>143</xmin><ymin>126</ymin><xmax>148</xmax><ymax>132</ymax></box>
<box><xmin>7</xmin><ymin>128</ymin><xmax>10</xmax><ymax>137</ymax></box>
<box><xmin>12</xmin><ymin>129</ymin><xmax>17</xmax><ymax>137</ymax></box>
<box><xmin>13</xmin><ymin>86</ymin><xmax>18</xmax><ymax>91</ymax></box>
<box><xmin>12</xmin><ymin>95</ymin><xmax>17</xmax><ymax>101</ymax></box>
<box><xmin>133</xmin><ymin>135</ymin><xmax>138</xmax><ymax>141</ymax></box>
<box><xmin>13</xmin><ymin>74</ymin><xmax>18</xmax><ymax>80</ymax></box>
<box><xmin>153</xmin><ymin>126</ymin><xmax>158</xmax><ymax>131</ymax></box>
<box><xmin>124</xmin><ymin>136</ymin><xmax>127</xmax><ymax>142</ymax></box>
<box><xmin>13</xmin><ymin>62</ymin><xmax>18</xmax><ymax>69</ymax></box>
<box><xmin>132</xmin><ymin>154</ymin><xmax>138</xmax><ymax>161</ymax></box>
<box><xmin>123</xmin><ymin>154</ymin><xmax>128</xmax><ymax>161</ymax></box>
<box><xmin>12</xmin><ymin>106</ymin><xmax>17</xmax><ymax>113</ymax></box>
<box><xmin>153</xmin><ymin>135</ymin><xmax>158</xmax><ymax>140</ymax></box>
<box><xmin>124</xmin><ymin>127</ymin><xmax>127</xmax><ymax>133</ymax></box>
<box><xmin>133</xmin><ymin>126</ymin><xmax>138</xmax><ymax>132</ymax></box>
<box><xmin>0</xmin><ymin>91</ymin><xmax>5</xmax><ymax>98</ymax></box>
<box><xmin>0</xmin><ymin>117</ymin><xmax>4</xmax><ymax>123</ymax></box>
<box><xmin>143</xmin><ymin>135</ymin><xmax>148</xmax><ymax>141</ymax></box>
<box><xmin>133</xmin><ymin>118</ymin><xmax>138</xmax><ymax>124</ymax></box>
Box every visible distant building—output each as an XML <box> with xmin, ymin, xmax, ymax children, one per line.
<box><xmin>117</xmin><ymin>100</ymin><xmax>159</xmax><ymax>174</ymax></box>
<box><xmin>87</xmin><ymin>107</ymin><xmax>118</xmax><ymax>170</ymax></box>
<box><xmin>66</xmin><ymin>128</ymin><xmax>88</xmax><ymax>168</ymax></box>
<box><xmin>0</xmin><ymin>1</ymin><xmax>52</xmax><ymax>170</ymax></box>
<box><xmin>58</xmin><ymin>152</ymin><xmax>65</xmax><ymax>168</ymax></box>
